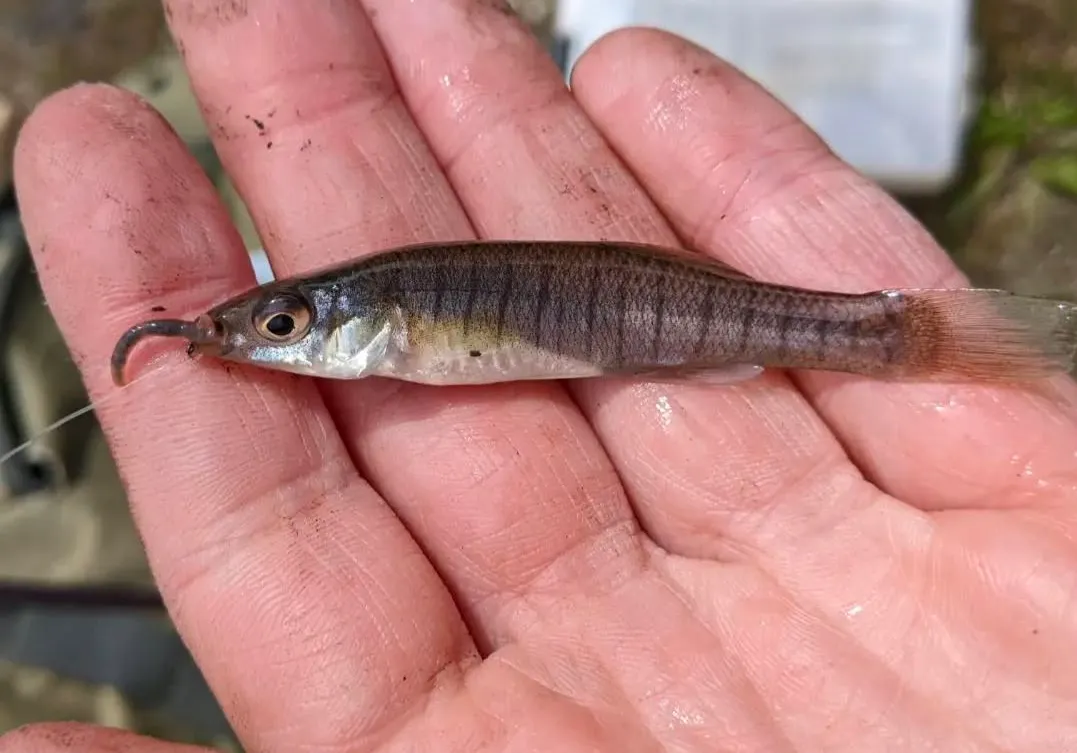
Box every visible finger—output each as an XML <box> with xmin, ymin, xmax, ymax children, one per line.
<box><xmin>565</xmin><ymin>32</ymin><xmax>1077</xmax><ymax>738</ymax></box>
<box><xmin>357</xmin><ymin>0</ymin><xmax>871</xmax><ymax>560</ymax></box>
<box><xmin>0</xmin><ymin>722</ymin><xmax>209</xmax><ymax>753</ymax></box>
<box><xmin>161</xmin><ymin>0</ymin><xmax>642</xmax><ymax>648</ymax></box>
<box><xmin>570</xmin><ymin>29</ymin><xmax>1077</xmax><ymax>511</ymax></box>
<box><xmin>14</xmin><ymin>84</ymin><xmax>474</xmax><ymax>751</ymax></box>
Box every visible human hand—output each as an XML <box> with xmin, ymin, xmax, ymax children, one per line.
<box><xmin>4</xmin><ymin>2</ymin><xmax>1077</xmax><ymax>752</ymax></box>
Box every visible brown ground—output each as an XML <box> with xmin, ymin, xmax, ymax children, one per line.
<box><xmin>904</xmin><ymin>0</ymin><xmax>1077</xmax><ymax>298</ymax></box>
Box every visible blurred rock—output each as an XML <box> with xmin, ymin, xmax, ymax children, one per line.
<box><xmin>908</xmin><ymin>0</ymin><xmax>1077</xmax><ymax>297</ymax></box>
<box><xmin>0</xmin><ymin>0</ymin><xmax>169</xmax><ymax>188</ymax></box>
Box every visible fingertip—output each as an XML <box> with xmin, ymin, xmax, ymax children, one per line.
<box><xmin>570</xmin><ymin>25</ymin><xmax>812</xmax><ymax>169</ymax></box>
<box><xmin>13</xmin><ymin>83</ymin><xmax>196</xmax><ymax>265</ymax></box>
<box><xmin>15</xmin><ymin>82</ymin><xmax>170</xmax><ymax>187</ymax></box>
<box><xmin>568</xmin><ymin>26</ymin><xmax>648</xmax><ymax>97</ymax></box>
<box><xmin>569</xmin><ymin>26</ymin><xmax>728</xmax><ymax>101</ymax></box>
<box><xmin>13</xmin><ymin>78</ymin><xmax>245</xmax><ymax>283</ymax></box>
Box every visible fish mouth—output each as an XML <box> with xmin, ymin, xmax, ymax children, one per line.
<box><xmin>185</xmin><ymin>314</ymin><xmax>230</xmax><ymax>357</ymax></box>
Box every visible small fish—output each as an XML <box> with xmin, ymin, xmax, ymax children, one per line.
<box><xmin>109</xmin><ymin>240</ymin><xmax>1077</xmax><ymax>388</ymax></box>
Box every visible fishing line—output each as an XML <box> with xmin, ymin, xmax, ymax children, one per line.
<box><xmin>0</xmin><ymin>401</ymin><xmax>97</xmax><ymax>468</ymax></box>
<box><xmin>0</xmin><ymin>364</ymin><xmax>173</xmax><ymax>612</ymax></box>
<box><xmin>0</xmin><ymin>363</ymin><xmax>164</xmax><ymax>471</ymax></box>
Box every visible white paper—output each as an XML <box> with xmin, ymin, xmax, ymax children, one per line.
<box><xmin>555</xmin><ymin>0</ymin><xmax>974</xmax><ymax>191</ymax></box>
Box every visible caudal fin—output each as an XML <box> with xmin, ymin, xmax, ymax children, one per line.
<box><xmin>892</xmin><ymin>288</ymin><xmax>1077</xmax><ymax>382</ymax></box>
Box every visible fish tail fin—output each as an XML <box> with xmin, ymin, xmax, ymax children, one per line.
<box><xmin>892</xmin><ymin>287</ymin><xmax>1077</xmax><ymax>382</ymax></box>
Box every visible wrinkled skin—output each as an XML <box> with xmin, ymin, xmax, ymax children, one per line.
<box><xmin>4</xmin><ymin>2</ymin><xmax>1077</xmax><ymax>752</ymax></box>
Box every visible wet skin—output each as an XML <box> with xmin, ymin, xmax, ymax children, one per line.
<box><xmin>5</xmin><ymin>2</ymin><xmax>1077</xmax><ymax>752</ymax></box>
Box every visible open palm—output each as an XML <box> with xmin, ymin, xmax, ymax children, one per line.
<box><xmin>4</xmin><ymin>2</ymin><xmax>1077</xmax><ymax>751</ymax></box>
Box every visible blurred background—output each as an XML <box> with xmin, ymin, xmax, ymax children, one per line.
<box><xmin>0</xmin><ymin>0</ymin><xmax>1073</xmax><ymax>748</ymax></box>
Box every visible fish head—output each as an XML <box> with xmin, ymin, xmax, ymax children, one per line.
<box><xmin>195</xmin><ymin>281</ymin><xmax>394</xmax><ymax>379</ymax></box>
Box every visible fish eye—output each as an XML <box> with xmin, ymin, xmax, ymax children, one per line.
<box><xmin>252</xmin><ymin>292</ymin><xmax>313</xmax><ymax>343</ymax></box>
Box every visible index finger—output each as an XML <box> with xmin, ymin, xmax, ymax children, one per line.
<box><xmin>13</xmin><ymin>84</ymin><xmax>474</xmax><ymax>751</ymax></box>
